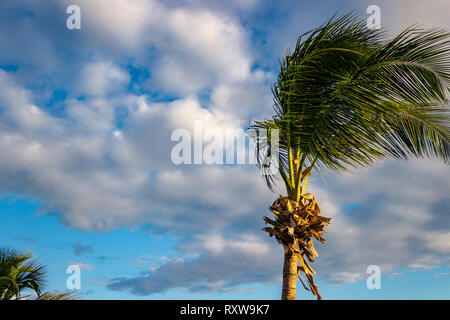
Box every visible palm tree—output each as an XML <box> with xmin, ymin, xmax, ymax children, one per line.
<box><xmin>0</xmin><ymin>247</ymin><xmax>78</xmax><ymax>300</ymax></box>
<box><xmin>251</xmin><ymin>12</ymin><xmax>450</xmax><ymax>300</ymax></box>
<box><xmin>0</xmin><ymin>247</ymin><xmax>45</xmax><ymax>300</ymax></box>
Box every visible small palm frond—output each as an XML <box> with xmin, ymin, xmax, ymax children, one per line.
<box><xmin>0</xmin><ymin>248</ymin><xmax>46</xmax><ymax>300</ymax></box>
<box><xmin>37</xmin><ymin>291</ymin><xmax>80</xmax><ymax>300</ymax></box>
<box><xmin>15</xmin><ymin>261</ymin><xmax>46</xmax><ymax>297</ymax></box>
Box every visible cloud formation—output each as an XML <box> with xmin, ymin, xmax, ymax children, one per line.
<box><xmin>70</xmin><ymin>242</ymin><xmax>93</xmax><ymax>256</ymax></box>
<box><xmin>106</xmin><ymin>160</ymin><xmax>450</xmax><ymax>294</ymax></box>
<box><xmin>0</xmin><ymin>0</ymin><xmax>449</xmax><ymax>297</ymax></box>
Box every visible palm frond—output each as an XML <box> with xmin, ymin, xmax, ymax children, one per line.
<box><xmin>0</xmin><ymin>247</ymin><xmax>46</xmax><ymax>299</ymax></box>
<box><xmin>253</xmin><ymin>13</ymin><xmax>450</xmax><ymax>177</ymax></box>
<box><xmin>37</xmin><ymin>291</ymin><xmax>80</xmax><ymax>300</ymax></box>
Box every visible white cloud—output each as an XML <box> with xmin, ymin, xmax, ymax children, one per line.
<box><xmin>307</xmin><ymin>159</ymin><xmax>450</xmax><ymax>284</ymax></box>
<box><xmin>74</xmin><ymin>61</ymin><xmax>130</xmax><ymax>97</ymax></box>
<box><xmin>58</xmin><ymin>0</ymin><xmax>164</xmax><ymax>48</ymax></box>
<box><xmin>58</xmin><ymin>0</ymin><xmax>254</xmax><ymax>95</ymax></box>
<box><xmin>210</xmin><ymin>72</ymin><xmax>273</xmax><ymax>119</ymax></box>
<box><xmin>0</xmin><ymin>71</ymin><xmax>54</xmax><ymax>134</ymax></box>
<box><xmin>375</xmin><ymin>0</ymin><xmax>450</xmax><ymax>32</ymax></box>
<box><xmin>107</xmin><ymin>234</ymin><xmax>281</xmax><ymax>295</ymax></box>
<box><xmin>70</xmin><ymin>262</ymin><xmax>94</xmax><ymax>271</ymax></box>
<box><xmin>146</xmin><ymin>6</ymin><xmax>253</xmax><ymax>94</ymax></box>
<box><xmin>124</xmin><ymin>96</ymin><xmax>244</xmax><ymax>168</ymax></box>
<box><xmin>0</xmin><ymin>70</ymin><xmax>269</xmax><ymax>232</ymax></box>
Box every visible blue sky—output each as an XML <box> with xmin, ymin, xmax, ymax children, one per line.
<box><xmin>0</xmin><ymin>0</ymin><xmax>449</xmax><ymax>299</ymax></box>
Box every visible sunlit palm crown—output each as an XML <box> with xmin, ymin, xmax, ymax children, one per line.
<box><xmin>0</xmin><ymin>248</ymin><xmax>45</xmax><ymax>300</ymax></box>
<box><xmin>0</xmin><ymin>247</ymin><xmax>79</xmax><ymax>300</ymax></box>
<box><xmin>252</xmin><ymin>13</ymin><xmax>450</xmax><ymax>192</ymax></box>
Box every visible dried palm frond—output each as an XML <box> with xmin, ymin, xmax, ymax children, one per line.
<box><xmin>264</xmin><ymin>194</ymin><xmax>330</xmax><ymax>300</ymax></box>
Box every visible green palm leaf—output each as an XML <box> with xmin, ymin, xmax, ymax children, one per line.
<box><xmin>0</xmin><ymin>247</ymin><xmax>79</xmax><ymax>300</ymax></box>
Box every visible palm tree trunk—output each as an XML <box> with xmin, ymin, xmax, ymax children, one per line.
<box><xmin>281</xmin><ymin>250</ymin><xmax>297</xmax><ymax>300</ymax></box>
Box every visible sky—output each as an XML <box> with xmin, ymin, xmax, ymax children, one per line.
<box><xmin>0</xmin><ymin>0</ymin><xmax>449</xmax><ymax>300</ymax></box>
